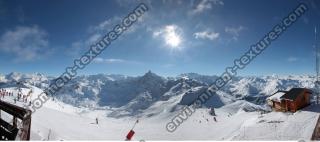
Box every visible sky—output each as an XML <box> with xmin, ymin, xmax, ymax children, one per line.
<box><xmin>0</xmin><ymin>0</ymin><xmax>319</xmax><ymax>77</ymax></box>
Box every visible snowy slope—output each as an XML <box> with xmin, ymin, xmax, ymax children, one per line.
<box><xmin>0</xmin><ymin>72</ymin><xmax>317</xmax><ymax>117</ymax></box>
<box><xmin>0</xmin><ymin>72</ymin><xmax>319</xmax><ymax>140</ymax></box>
<box><xmin>2</xmin><ymin>85</ymin><xmax>318</xmax><ymax>140</ymax></box>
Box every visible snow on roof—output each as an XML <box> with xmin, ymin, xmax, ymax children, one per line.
<box><xmin>267</xmin><ymin>92</ymin><xmax>286</xmax><ymax>102</ymax></box>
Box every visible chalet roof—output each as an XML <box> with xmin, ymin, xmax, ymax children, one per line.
<box><xmin>267</xmin><ymin>91</ymin><xmax>286</xmax><ymax>102</ymax></box>
<box><xmin>280</xmin><ymin>88</ymin><xmax>308</xmax><ymax>100</ymax></box>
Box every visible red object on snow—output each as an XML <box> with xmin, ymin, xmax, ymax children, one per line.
<box><xmin>126</xmin><ymin>130</ymin><xmax>135</xmax><ymax>140</ymax></box>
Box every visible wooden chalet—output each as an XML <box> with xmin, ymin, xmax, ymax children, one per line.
<box><xmin>266</xmin><ymin>88</ymin><xmax>311</xmax><ymax>112</ymax></box>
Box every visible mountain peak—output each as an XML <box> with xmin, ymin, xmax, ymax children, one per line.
<box><xmin>143</xmin><ymin>70</ymin><xmax>159</xmax><ymax>78</ymax></box>
<box><xmin>139</xmin><ymin>70</ymin><xmax>165</xmax><ymax>85</ymax></box>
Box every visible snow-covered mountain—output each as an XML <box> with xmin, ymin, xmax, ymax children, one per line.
<box><xmin>0</xmin><ymin>71</ymin><xmax>317</xmax><ymax>117</ymax></box>
<box><xmin>0</xmin><ymin>72</ymin><xmax>319</xmax><ymax>140</ymax></box>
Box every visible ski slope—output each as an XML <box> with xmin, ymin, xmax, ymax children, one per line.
<box><xmin>1</xmin><ymin>85</ymin><xmax>319</xmax><ymax>140</ymax></box>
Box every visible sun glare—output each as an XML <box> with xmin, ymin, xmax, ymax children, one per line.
<box><xmin>164</xmin><ymin>25</ymin><xmax>182</xmax><ymax>48</ymax></box>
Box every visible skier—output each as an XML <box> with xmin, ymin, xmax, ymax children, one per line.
<box><xmin>27</xmin><ymin>89</ymin><xmax>33</xmax><ymax>102</ymax></box>
<box><xmin>17</xmin><ymin>92</ymin><xmax>21</xmax><ymax>101</ymax></box>
<box><xmin>210</xmin><ymin>107</ymin><xmax>216</xmax><ymax>116</ymax></box>
<box><xmin>96</xmin><ymin>118</ymin><xmax>99</xmax><ymax>125</ymax></box>
<box><xmin>22</xmin><ymin>95</ymin><xmax>26</xmax><ymax>103</ymax></box>
<box><xmin>214</xmin><ymin>117</ymin><xmax>217</xmax><ymax>122</ymax></box>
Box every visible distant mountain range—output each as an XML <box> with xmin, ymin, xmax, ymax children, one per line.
<box><xmin>0</xmin><ymin>71</ymin><xmax>316</xmax><ymax>117</ymax></box>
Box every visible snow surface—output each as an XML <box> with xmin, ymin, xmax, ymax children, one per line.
<box><xmin>0</xmin><ymin>85</ymin><xmax>318</xmax><ymax>140</ymax></box>
<box><xmin>0</xmin><ymin>72</ymin><xmax>319</xmax><ymax>140</ymax></box>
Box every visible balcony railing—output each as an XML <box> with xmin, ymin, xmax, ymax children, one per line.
<box><xmin>0</xmin><ymin>100</ymin><xmax>31</xmax><ymax>140</ymax></box>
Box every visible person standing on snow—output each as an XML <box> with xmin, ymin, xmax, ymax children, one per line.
<box><xmin>210</xmin><ymin>107</ymin><xmax>216</xmax><ymax>116</ymax></box>
<box><xmin>214</xmin><ymin>117</ymin><xmax>217</xmax><ymax>122</ymax></box>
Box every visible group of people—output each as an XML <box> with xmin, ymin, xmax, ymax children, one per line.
<box><xmin>17</xmin><ymin>91</ymin><xmax>29</xmax><ymax>103</ymax></box>
<box><xmin>0</xmin><ymin>88</ymin><xmax>13</xmax><ymax>98</ymax></box>
<box><xmin>0</xmin><ymin>88</ymin><xmax>32</xmax><ymax>106</ymax></box>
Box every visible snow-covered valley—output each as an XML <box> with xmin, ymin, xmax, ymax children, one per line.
<box><xmin>0</xmin><ymin>72</ymin><xmax>319</xmax><ymax>140</ymax></box>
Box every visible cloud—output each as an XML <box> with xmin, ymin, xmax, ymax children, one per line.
<box><xmin>287</xmin><ymin>57</ymin><xmax>298</xmax><ymax>62</ymax></box>
<box><xmin>93</xmin><ymin>57</ymin><xmax>141</xmax><ymax>64</ymax></box>
<box><xmin>88</xmin><ymin>8</ymin><xmax>148</xmax><ymax>35</ymax></box>
<box><xmin>67</xmin><ymin>17</ymin><xmax>122</xmax><ymax>57</ymax></box>
<box><xmin>0</xmin><ymin>26</ymin><xmax>51</xmax><ymax>62</ymax></box>
<box><xmin>68</xmin><ymin>12</ymin><xmax>148</xmax><ymax>57</ymax></box>
<box><xmin>93</xmin><ymin>58</ymin><xmax>125</xmax><ymax>63</ymax></box>
<box><xmin>194</xmin><ymin>30</ymin><xmax>219</xmax><ymax>40</ymax></box>
<box><xmin>152</xmin><ymin>25</ymin><xmax>180</xmax><ymax>38</ymax></box>
<box><xmin>189</xmin><ymin>0</ymin><xmax>224</xmax><ymax>15</ymax></box>
<box><xmin>152</xmin><ymin>25</ymin><xmax>183</xmax><ymax>47</ymax></box>
<box><xmin>225</xmin><ymin>26</ymin><xmax>245</xmax><ymax>41</ymax></box>
<box><xmin>88</xmin><ymin>17</ymin><xmax>122</xmax><ymax>34</ymax></box>
<box><xmin>68</xmin><ymin>27</ymin><xmax>108</xmax><ymax>57</ymax></box>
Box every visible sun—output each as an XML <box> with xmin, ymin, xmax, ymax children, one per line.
<box><xmin>153</xmin><ymin>25</ymin><xmax>183</xmax><ymax>49</ymax></box>
<box><xmin>163</xmin><ymin>25</ymin><xmax>182</xmax><ymax>48</ymax></box>
<box><xmin>165</xmin><ymin>30</ymin><xmax>181</xmax><ymax>47</ymax></box>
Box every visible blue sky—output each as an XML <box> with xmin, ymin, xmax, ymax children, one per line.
<box><xmin>0</xmin><ymin>0</ymin><xmax>319</xmax><ymax>77</ymax></box>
